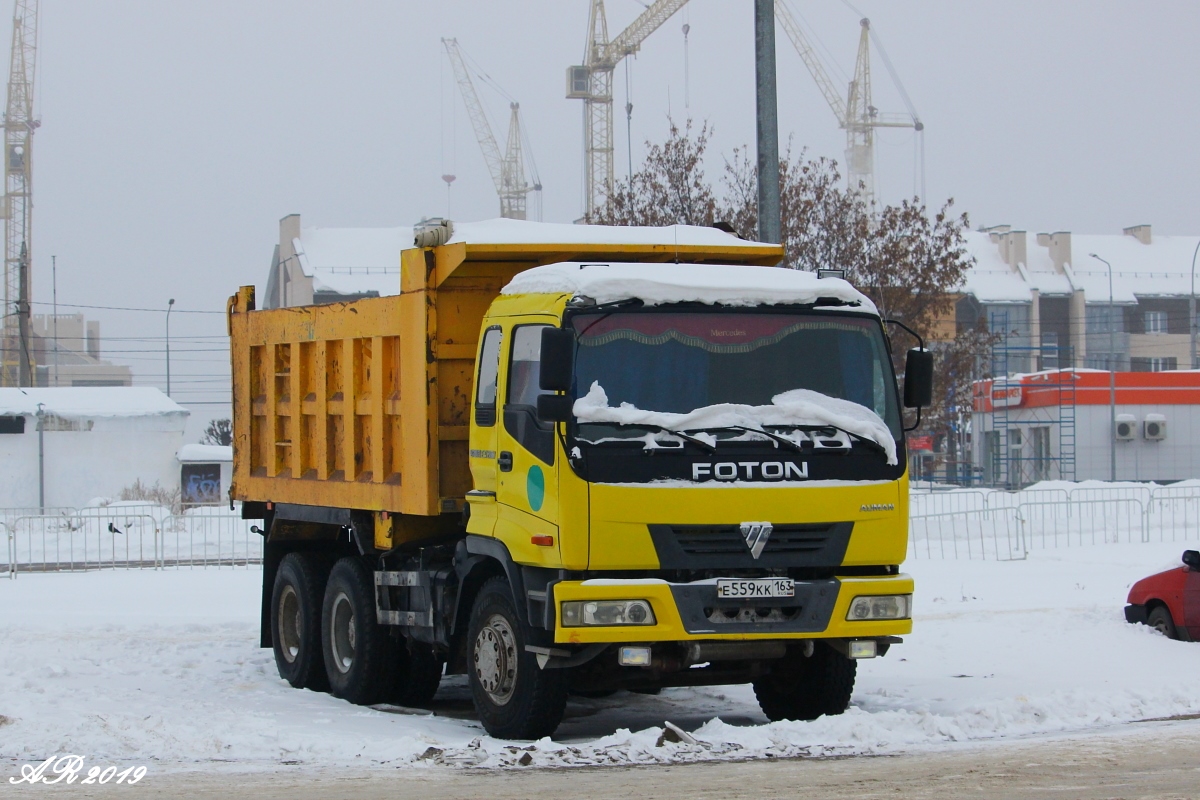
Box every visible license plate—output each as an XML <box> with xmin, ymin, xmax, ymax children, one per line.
<box><xmin>716</xmin><ymin>578</ymin><xmax>795</xmax><ymax>599</ymax></box>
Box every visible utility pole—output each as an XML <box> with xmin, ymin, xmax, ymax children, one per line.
<box><xmin>754</xmin><ymin>0</ymin><xmax>781</xmax><ymax>248</ymax></box>
<box><xmin>165</xmin><ymin>298</ymin><xmax>174</xmax><ymax>397</ymax></box>
<box><xmin>51</xmin><ymin>253</ymin><xmax>57</xmax><ymax>386</ymax></box>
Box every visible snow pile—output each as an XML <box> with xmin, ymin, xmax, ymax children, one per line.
<box><xmin>449</xmin><ymin>218</ymin><xmax>771</xmax><ymax>250</ymax></box>
<box><xmin>2</xmin><ymin>543</ymin><xmax>1200</xmax><ymax>773</ymax></box>
<box><xmin>501</xmin><ymin>262</ymin><xmax>876</xmax><ymax>312</ymax></box>
<box><xmin>573</xmin><ymin>382</ymin><xmax>897</xmax><ymax>465</ymax></box>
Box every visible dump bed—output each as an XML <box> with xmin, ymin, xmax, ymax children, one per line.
<box><xmin>228</xmin><ymin>221</ymin><xmax>783</xmax><ymax>518</ymax></box>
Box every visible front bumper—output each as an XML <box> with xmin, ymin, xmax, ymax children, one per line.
<box><xmin>1124</xmin><ymin>604</ymin><xmax>1148</xmax><ymax>625</ymax></box>
<box><xmin>552</xmin><ymin>574</ymin><xmax>914</xmax><ymax>644</ymax></box>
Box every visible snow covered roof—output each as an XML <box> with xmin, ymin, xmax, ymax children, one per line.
<box><xmin>293</xmin><ymin>226</ymin><xmax>409</xmax><ymax>298</ymax></box>
<box><xmin>959</xmin><ymin>229</ymin><xmax>1200</xmax><ymax>305</ymax></box>
<box><xmin>0</xmin><ymin>387</ymin><xmax>187</xmax><ymax>418</ymax></box>
<box><xmin>289</xmin><ymin>219</ymin><xmax>780</xmax><ymax>299</ymax></box>
<box><xmin>177</xmin><ymin>444</ymin><xmax>232</xmax><ymax>463</ymax></box>
<box><xmin>501</xmin><ymin>262</ymin><xmax>877</xmax><ymax>312</ymax></box>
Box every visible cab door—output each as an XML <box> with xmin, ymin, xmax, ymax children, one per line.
<box><xmin>494</xmin><ymin>322</ymin><xmax>561</xmax><ymax>565</ymax></box>
<box><xmin>465</xmin><ymin>325</ymin><xmax>503</xmax><ymax>536</ymax></box>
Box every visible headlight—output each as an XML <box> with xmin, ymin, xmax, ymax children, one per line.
<box><xmin>847</xmin><ymin>594</ymin><xmax>911</xmax><ymax>621</ymax></box>
<box><xmin>561</xmin><ymin>600</ymin><xmax>656</xmax><ymax>627</ymax></box>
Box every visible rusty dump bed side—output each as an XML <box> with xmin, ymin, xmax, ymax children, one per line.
<box><xmin>228</xmin><ymin>236</ymin><xmax>783</xmax><ymax>518</ymax></box>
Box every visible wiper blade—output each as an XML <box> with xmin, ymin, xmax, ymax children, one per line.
<box><xmin>686</xmin><ymin>425</ymin><xmax>806</xmax><ymax>454</ymax></box>
<box><xmin>613</xmin><ymin>422</ymin><xmax>718</xmax><ymax>454</ymax></box>
<box><xmin>768</xmin><ymin>424</ymin><xmax>890</xmax><ymax>455</ymax></box>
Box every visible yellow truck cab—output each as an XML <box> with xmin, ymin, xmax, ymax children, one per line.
<box><xmin>229</xmin><ymin>219</ymin><xmax>929</xmax><ymax>740</ymax></box>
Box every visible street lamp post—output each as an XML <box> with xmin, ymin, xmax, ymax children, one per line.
<box><xmin>1089</xmin><ymin>253</ymin><xmax>1117</xmax><ymax>482</ymax></box>
<box><xmin>1190</xmin><ymin>238</ymin><xmax>1199</xmax><ymax>370</ymax></box>
<box><xmin>165</xmin><ymin>298</ymin><xmax>175</xmax><ymax>397</ymax></box>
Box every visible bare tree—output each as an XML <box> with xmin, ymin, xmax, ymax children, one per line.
<box><xmin>589</xmin><ymin>119</ymin><xmax>718</xmax><ymax>227</ymax></box>
<box><xmin>201</xmin><ymin>418</ymin><xmax>233</xmax><ymax>447</ymax></box>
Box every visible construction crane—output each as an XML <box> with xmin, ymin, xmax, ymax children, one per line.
<box><xmin>1</xmin><ymin>0</ymin><xmax>37</xmax><ymax>387</ymax></box>
<box><xmin>567</xmin><ymin>0</ymin><xmax>689</xmax><ymax>218</ymax></box>
<box><xmin>442</xmin><ymin>38</ymin><xmax>541</xmax><ymax>220</ymax></box>
<box><xmin>775</xmin><ymin>3</ymin><xmax>922</xmax><ymax>206</ymax></box>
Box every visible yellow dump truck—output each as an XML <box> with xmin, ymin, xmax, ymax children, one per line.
<box><xmin>229</xmin><ymin>219</ymin><xmax>931</xmax><ymax>739</ymax></box>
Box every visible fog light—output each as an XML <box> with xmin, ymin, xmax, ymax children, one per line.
<box><xmin>561</xmin><ymin>600</ymin><xmax>656</xmax><ymax>627</ymax></box>
<box><xmin>619</xmin><ymin>646</ymin><xmax>652</xmax><ymax>667</ymax></box>
<box><xmin>847</xmin><ymin>594</ymin><xmax>911</xmax><ymax>621</ymax></box>
<box><xmin>847</xmin><ymin>640</ymin><xmax>877</xmax><ymax>659</ymax></box>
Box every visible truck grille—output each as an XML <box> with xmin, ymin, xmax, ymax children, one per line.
<box><xmin>648</xmin><ymin>522</ymin><xmax>853</xmax><ymax>570</ymax></box>
<box><xmin>672</xmin><ymin>524</ymin><xmax>836</xmax><ymax>557</ymax></box>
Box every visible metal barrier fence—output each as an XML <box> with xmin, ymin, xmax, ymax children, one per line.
<box><xmin>909</xmin><ymin>483</ymin><xmax>1200</xmax><ymax>560</ymax></box>
<box><xmin>1</xmin><ymin>504</ymin><xmax>261</xmax><ymax>576</ymax></box>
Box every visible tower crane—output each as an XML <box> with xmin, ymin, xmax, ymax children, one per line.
<box><xmin>442</xmin><ymin>38</ymin><xmax>541</xmax><ymax>220</ymax></box>
<box><xmin>775</xmin><ymin>2</ymin><xmax>922</xmax><ymax>206</ymax></box>
<box><xmin>567</xmin><ymin>0</ymin><xmax>689</xmax><ymax>218</ymax></box>
<box><xmin>2</xmin><ymin>0</ymin><xmax>37</xmax><ymax>387</ymax></box>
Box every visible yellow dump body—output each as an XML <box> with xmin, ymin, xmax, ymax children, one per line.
<box><xmin>228</xmin><ymin>234</ymin><xmax>783</xmax><ymax>521</ymax></box>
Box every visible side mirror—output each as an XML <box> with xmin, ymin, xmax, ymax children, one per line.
<box><xmin>539</xmin><ymin>327</ymin><xmax>574</xmax><ymax>392</ymax></box>
<box><xmin>903</xmin><ymin>348</ymin><xmax>934</xmax><ymax>409</ymax></box>
<box><xmin>537</xmin><ymin>394</ymin><xmax>573</xmax><ymax>423</ymax></box>
<box><xmin>1183</xmin><ymin>550</ymin><xmax>1200</xmax><ymax>570</ymax></box>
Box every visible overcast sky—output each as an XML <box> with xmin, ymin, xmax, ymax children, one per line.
<box><xmin>22</xmin><ymin>0</ymin><xmax>1200</xmax><ymax>435</ymax></box>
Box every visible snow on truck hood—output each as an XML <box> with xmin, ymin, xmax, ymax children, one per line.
<box><xmin>573</xmin><ymin>382</ymin><xmax>898</xmax><ymax>465</ymax></box>
<box><xmin>501</xmin><ymin>262</ymin><xmax>877</xmax><ymax>313</ymax></box>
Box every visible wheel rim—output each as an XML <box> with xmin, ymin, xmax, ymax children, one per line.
<box><xmin>330</xmin><ymin>591</ymin><xmax>356</xmax><ymax>674</ymax></box>
<box><xmin>1152</xmin><ymin>617</ymin><xmax>1169</xmax><ymax>634</ymax></box>
<box><xmin>473</xmin><ymin>612</ymin><xmax>518</xmax><ymax>706</ymax></box>
<box><xmin>278</xmin><ymin>584</ymin><xmax>301</xmax><ymax>663</ymax></box>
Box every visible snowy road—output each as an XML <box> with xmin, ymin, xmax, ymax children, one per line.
<box><xmin>28</xmin><ymin>722</ymin><xmax>1200</xmax><ymax>799</ymax></box>
<box><xmin>2</xmin><ymin>541</ymin><xmax>1199</xmax><ymax>775</ymax></box>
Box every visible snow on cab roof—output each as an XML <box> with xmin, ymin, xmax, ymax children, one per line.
<box><xmin>0</xmin><ymin>387</ymin><xmax>187</xmax><ymax>418</ymax></box>
<box><xmin>501</xmin><ymin>261</ymin><xmax>877</xmax><ymax>312</ymax></box>
<box><xmin>446</xmin><ymin>218</ymin><xmax>771</xmax><ymax>249</ymax></box>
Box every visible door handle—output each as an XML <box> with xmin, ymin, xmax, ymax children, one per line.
<box><xmin>498</xmin><ymin>451</ymin><xmax>514</xmax><ymax>472</ymax></box>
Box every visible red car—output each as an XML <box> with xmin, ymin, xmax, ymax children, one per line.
<box><xmin>1125</xmin><ymin>550</ymin><xmax>1200</xmax><ymax>641</ymax></box>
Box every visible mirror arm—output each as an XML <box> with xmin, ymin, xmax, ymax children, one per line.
<box><xmin>903</xmin><ymin>404</ymin><xmax>923</xmax><ymax>433</ymax></box>
<box><xmin>885</xmin><ymin>318</ymin><xmax>926</xmax><ymax>351</ymax></box>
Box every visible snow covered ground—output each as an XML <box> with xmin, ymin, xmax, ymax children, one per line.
<box><xmin>1</xmin><ymin>541</ymin><xmax>1198</xmax><ymax>773</ymax></box>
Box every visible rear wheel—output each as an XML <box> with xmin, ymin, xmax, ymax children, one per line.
<box><xmin>388</xmin><ymin>640</ymin><xmax>444</xmax><ymax>707</ymax></box>
<box><xmin>322</xmin><ymin>557</ymin><xmax>390</xmax><ymax>705</ymax></box>
<box><xmin>467</xmin><ymin>577</ymin><xmax>567</xmax><ymax>739</ymax></box>
<box><xmin>1148</xmin><ymin>605</ymin><xmax>1178</xmax><ymax>640</ymax></box>
<box><xmin>753</xmin><ymin>642</ymin><xmax>856</xmax><ymax>722</ymax></box>
<box><xmin>270</xmin><ymin>552</ymin><xmax>328</xmax><ymax>691</ymax></box>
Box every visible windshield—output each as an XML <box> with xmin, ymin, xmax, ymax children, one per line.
<box><xmin>570</xmin><ymin>311</ymin><xmax>902</xmax><ymax>441</ymax></box>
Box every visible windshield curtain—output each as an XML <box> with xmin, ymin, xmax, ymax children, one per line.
<box><xmin>571</xmin><ymin>311</ymin><xmax>902</xmax><ymax>438</ymax></box>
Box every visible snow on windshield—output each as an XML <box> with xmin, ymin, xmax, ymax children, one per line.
<box><xmin>502</xmin><ymin>262</ymin><xmax>876</xmax><ymax>313</ymax></box>
<box><xmin>573</xmin><ymin>381</ymin><xmax>898</xmax><ymax>465</ymax></box>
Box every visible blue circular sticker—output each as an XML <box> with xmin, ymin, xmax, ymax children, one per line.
<box><xmin>526</xmin><ymin>465</ymin><xmax>545</xmax><ymax>512</ymax></box>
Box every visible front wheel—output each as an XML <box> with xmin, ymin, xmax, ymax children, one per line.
<box><xmin>467</xmin><ymin>577</ymin><xmax>567</xmax><ymax>740</ymax></box>
<box><xmin>1148</xmin><ymin>605</ymin><xmax>1178</xmax><ymax>640</ymax></box>
<box><xmin>753</xmin><ymin>642</ymin><xmax>856</xmax><ymax>722</ymax></box>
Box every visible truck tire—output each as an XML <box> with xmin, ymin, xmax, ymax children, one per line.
<box><xmin>321</xmin><ymin>557</ymin><xmax>390</xmax><ymax>705</ymax></box>
<box><xmin>270</xmin><ymin>552</ymin><xmax>329</xmax><ymax>691</ymax></box>
<box><xmin>1148</xmin><ymin>605</ymin><xmax>1178</xmax><ymax>640</ymax></box>
<box><xmin>467</xmin><ymin>577</ymin><xmax>568</xmax><ymax>740</ymax></box>
<box><xmin>388</xmin><ymin>640</ymin><xmax>444</xmax><ymax>708</ymax></box>
<box><xmin>753</xmin><ymin>643</ymin><xmax>856</xmax><ymax>722</ymax></box>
